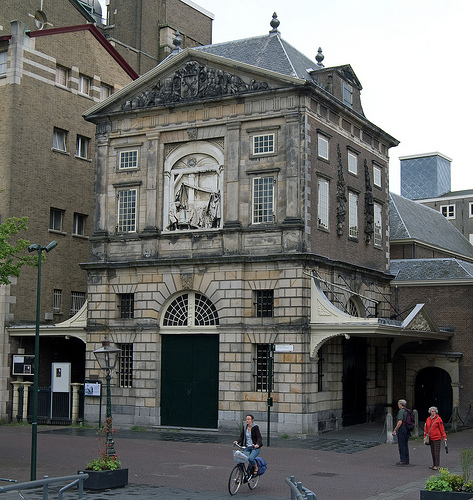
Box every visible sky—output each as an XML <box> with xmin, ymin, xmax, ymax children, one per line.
<box><xmin>99</xmin><ymin>0</ymin><xmax>473</xmax><ymax>194</ymax></box>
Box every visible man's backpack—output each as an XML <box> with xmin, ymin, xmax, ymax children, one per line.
<box><xmin>255</xmin><ymin>457</ymin><xmax>267</xmax><ymax>475</ymax></box>
<box><xmin>404</xmin><ymin>408</ymin><xmax>415</xmax><ymax>431</ymax></box>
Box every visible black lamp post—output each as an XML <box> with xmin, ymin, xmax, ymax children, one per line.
<box><xmin>93</xmin><ymin>337</ymin><xmax>120</xmax><ymax>456</ymax></box>
<box><xmin>28</xmin><ymin>240</ymin><xmax>57</xmax><ymax>481</ymax></box>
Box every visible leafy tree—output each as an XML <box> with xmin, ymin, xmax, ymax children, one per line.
<box><xmin>0</xmin><ymin>217</ymin><xmax>36</xmax><ymax>285</ymax></box>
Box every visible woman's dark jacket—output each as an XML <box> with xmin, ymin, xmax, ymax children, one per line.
<box><xmin>237</xmin><ymin>424</ymin><xmax>263</xmax><ymax>448</ymax></box>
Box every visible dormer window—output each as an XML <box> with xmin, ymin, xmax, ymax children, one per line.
<box><xmin>343</xmin><ymin>81</ymin><xmax>353</xmax><ymax>107</ymax></box>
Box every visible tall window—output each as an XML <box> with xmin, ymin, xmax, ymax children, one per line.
<box><xmin>117</xmin><ymin>189</ymin><xmax>137</xmax><ymax>232</ymax></box>
<box><xmin>55</xmin><ymin>66</ymin><xmax>68</xmax><ymax>87</ymax></box>
<box><xmin>348</xmin><ymin>151</ymin><xmax>357</xmax><ymax>175</ymax></box>
<box><xmin>252</xmin><ymin>176</ymin><xmax>274</xmax><ymax>224</ymax></box>
<box><xmin>50</xmin><ymin>208</ymin><xmax>64</xmax><ymax>232</ymax></box>
<box><xmin>374</xmin><ymin>203</ymin><xmax>382</xmax><ymax>247</ymax></box>
<box><xmin>53</xmin><ymin>289</ymin><xmax>62</xmax><ymax>313</ymax></box>
<box><xmin>317</xmin><ymin>345</ymin><xmax>325</xmax><ymax>392</ymax></box>
<box><xmin>76</xmin><ymin>136</ymin><xmax>89</xmax><ymax>159</ymax></box>
<box><xmin>348</xmin><ymin>192</ymin><xmax>358</xmax><ymax>239</ymax></box>
<box><xmin>52</xmin><ymin>128</ymin><xmax>67</xmax><ymax>152</ymax></box>
<box><xmin>254</xmin><ymin>344</ymin><xmax>271</xmax><ymax>392</ymax></box>
<box><xmin>253</xmin><ymin>134</ymin><xmax>275</xmax><ymax>155</ymax></box>
<box><xmin>73</xmin><ymin>213</ymin><xmax>87</xmax><ymax>235</ymax></box>
<box><xmin>255</xmin><ymin>290</ymin><xmax>274</xmax><ymax>317</ymax></box>
<box><xmin>0</xmin><ymin>51</ymin><xmax>7</xmax><ymax>76</ymax></box>
<box><xmin>373</xmin><ymin>165</ymin><xmax>382</xmax><ymax>187</ymax></box>
<box><xmin>343</xmin><ymin>81</ymin><xmax>353</xmax><ymax>107</ymax></box>
<box><xmin>469</xmin><ymin>202</ymin><xmax>473</xmax><ymax>218</ymax></box>
<box><xmin>118</xmin><ymin>343</ymin><xmax>133</xmax><ymax>388</ymax></box>
<box><xmin>317</xmin><ymin>178</ymin><xmax>329</xmax><ymax>230</ymax></box>
<box><xmin>118</xmin><ymin>293</ymin><xmax>134</xmax><ymax>319</ymax></box>
<box><xmin>318</xmin><ymin>134</ymin><xmax>329</xmax><ymax>160</ymax></box>
<box><xmin>78</xmin><ymin>74</ymin><xmax>90</xmax><ymax>95</ymax></box>
<box><xmin>70</xmin><ymin>291</ymin><xmax>86</xmax><ymax>315</ymax></box>
<box><xmin>440</xmin><ymin>204</ymin><xmax>455</xmax><ymax>219</ymax></box>
<box><xmin>119</xmin><ymin>150</ymin><xmax>138</xmax><ymax>170</ymax></box>
<box><xmin>100</xmin><ymin>84</ymin><xmax>112</xmax><ymax>100</ymax></box>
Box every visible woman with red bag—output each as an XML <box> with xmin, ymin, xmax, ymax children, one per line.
<box><xmin>424</xmin><ymin>406</ymin><xmax>447</xmax><ymax>470</ymax></box>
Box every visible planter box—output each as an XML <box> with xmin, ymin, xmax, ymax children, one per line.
<box><xmin>79</xmin><ymin>468</ymin><xmax>128</xmax><ymax>491</ymax></box>
<box><xmin>420</xmin><ymin>490</ymin><xmax>473</xmax><ymax>499</ymax></box>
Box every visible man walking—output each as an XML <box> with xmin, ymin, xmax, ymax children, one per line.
<box><xmin>392</xmin><ymin>399</ymin><xmax>410</xmax><ymax>465</ymax></box>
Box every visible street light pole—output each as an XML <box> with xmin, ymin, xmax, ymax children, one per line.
<box><xmin>28</xmin><ymin>241</ymin><xmax>57</xmax><ymax>481</ymax></box>
<box><xmin>93</xmin><ymin>338</ymin><xmax>120</xmax><ymax>457</ymax></box>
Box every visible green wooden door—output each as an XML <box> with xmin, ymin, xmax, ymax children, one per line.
<box><xmin>161</xmin><ymin>334</ymin><xmax>219</xmax><ymax>428</ymax></box>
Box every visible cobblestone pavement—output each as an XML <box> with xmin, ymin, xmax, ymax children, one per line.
<box><xmin>1</xmin><ymin>423</ymin><xmax>472</xmax><ymax>500</ymax></box>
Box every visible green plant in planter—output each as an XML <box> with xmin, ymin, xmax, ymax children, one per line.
<box><xmin>464</xmin><ymin>480</ymin><xmax>473</xmax><ymax>493</ymax></box>
<box><xmin>85</xmin><ymin>417</ymin><xmax>122</xmax><ymax>471</ymax></box>
<box><xmin>425</xmin><ymin>469</ymin><xmax>453</xmax><ymax>492</ymax></box>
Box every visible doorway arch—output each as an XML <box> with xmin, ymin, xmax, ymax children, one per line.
<box><xmin>415</xmin><ymin>367</ymin><xmax>452</xmax><ymax>422</ymax></box>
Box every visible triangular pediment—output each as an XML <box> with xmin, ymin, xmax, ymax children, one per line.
<box><xmin>84</xmin><ymin>48</ymin><xmax>305</xmax><ymax>120</ymax></box>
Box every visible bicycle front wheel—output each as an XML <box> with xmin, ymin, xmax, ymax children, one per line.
<box><xmin>228</xmin><ymin>465</ymin><xmax>243</xmax><ymax>495</ymax></box>
<box><xmin>248</xmin><ymin>472</ymin><xmax>259</xmax><ymax>490</ymax></box>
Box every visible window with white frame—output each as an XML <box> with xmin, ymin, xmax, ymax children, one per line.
<box><xmin>317</xmin><ymin>178</ymin><xmax>329</xmax><ymax>230</ymax></box>
<box><xmin>348</xmin><ymin>151</ymin><xmax>357</xmax><ymax>175</ymax></box>
<box><xmin>50</xmin><ymin>208</ymin><xmax>64</xmax><ymax>232</ymax></box>
<box><xmin>78</xmin><ymin>74</ymin><xmax>90</xmax><ymax>95</ymax></box>
<box><xmin>253</xmin><ymin>134</ymin><xmax>275</xmax><ymax>155</ymax></box>
<box><xmin>70</xmin><ymin>291</ymin><xmax>86</xmax><ymax>315</ymax></box>
<box><xmin>118</xmin><ymin>343</ymin><xmax>133</xmax><ymax>388</ymax></box>
<box><xmin>53</xmin><ymin>289</ymin><xmax>62</xmax><ymax>313</ymax></box>
<box><xmin>117</xmin><ymin>189</ymin><xmax>137</xmax><ymax>232</ymax></box>
<box><xmin>52</xmin><ymin>128</ymin><xmax>67</xmax><ymax>152</ymax></box>
<box><xmin>0</xmin><ymin>51</ymin><xmax>7</xmax><ymax>76</ymax></box>
<box><xmin>100</xmin><ymin>84</ymin><xmax>112</xmax><ymax>100</ymax></box>
<box><xmin>119</xmin><ymin>150</ymin><xmax>138</xmax><ymax>170</ymax></box>
<box><xmin>318</xmin><ymin>134</ymin><xmax>329</xmax><ymax>160</ymax></box>
<box><xmin>374</xmin><ymin>202</ymin><xmax>382</xmax><ymax>247</ymax></box>
<box><xmin>469</xmin><ymin>202</ymin><xmax>473</xmax><ymax>218</ymax></box>
<box><xmin>343</xmin><ymin>81</ymin><xmax>353</xmax><ymax>107</ymax></box>
<box><xmin>252</xmin><ymin>176</ymin><xmax>274</xmax><ymax>224</ymax></box>
<box><xmin>75</xmin><ymin>135</ymin><xmax>89</xmax><ymax>159</ymax></box>
<box><xmin>55</xmin><ymin>66</ymin><xmax>68</xmax><ymax>87</ymax></box>
<box><xmin>73</xmin><ymin>212</ymin><xmax>87</xmax><ymax>235</ymax></box>
<box><xmin>348</xmin><ymin>192</ymin><xmax>358</xmax><ymax>238</ymax></box>
<box><xmin>373</xmin><ymin>165</ymin><xmax>382</xmax><ymax>187</ymax></box>
<box><xmin>440</xmin><ymin>204</ymin><xmax>455</xmax><ymax>219</ymax></box>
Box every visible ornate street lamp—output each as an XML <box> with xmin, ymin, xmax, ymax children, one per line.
<box><xmin>93</xmin><ymin>337</ymin><xmax>120</xmax><ymax>456</ymax></box>
<box><xmin>28</xmin><ymin>240</ymin><xmax>57</xmax><ymax>481</ymax></box>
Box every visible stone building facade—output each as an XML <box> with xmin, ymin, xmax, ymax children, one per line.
<box><xmin>0</xmin><ymin>13</ymin><xmax>136</xmax><ymax>419</ymax></box>
<box><xmin>82</xmin><ymin>22</ymin><xmax>450</xmax><ymax>434</ymax></box>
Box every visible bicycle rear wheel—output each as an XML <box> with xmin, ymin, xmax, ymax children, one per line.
<box><xmin>228</xmin><ymin>465</ymin><xmax>243</xmax><ymax>495</ymax></box>
<box><xmin>248</xmin><ymin>472</ymin><xmax>259</xmax><ymax>490</ymax></box>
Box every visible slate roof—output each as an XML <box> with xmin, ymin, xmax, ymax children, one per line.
<box><xmin>390</xmin><ymin>258</ymin><xmax>473</xmax><ymax>281</ymax></box>
<box><xmin>389</xmin><ymin>192</ymin><xmax>473</xmax><ymax>259</ymax></box>
<box><xmin>195</xmin><ymin>32</ymin><xmax>319</xmax><ymax>82</ymax></box>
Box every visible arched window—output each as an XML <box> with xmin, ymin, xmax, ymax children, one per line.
<box><xmin>163</xmin><ymin>292</ymin><xmax>219</xmax><ymax>327</ymax></box>
<box><xmin>347</xmin><ymin>297</ymin><xmax>361</xmax><ymax>317</ymax></box>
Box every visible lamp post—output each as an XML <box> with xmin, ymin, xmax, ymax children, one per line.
<box><xmin>28</xmin><ymin>240</ymin><xmax>57</xmax><ymax>481</ymax></box>
<box><xmin>93</xmin><ymin>337</ymin><xmax>120</xmax><ymax>456</ymax></box>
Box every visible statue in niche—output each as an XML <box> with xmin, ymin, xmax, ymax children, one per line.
<box><xmin>167</xmin><ymin>155</ymin><xmax>221</xmax><ymax>231</ymax></box>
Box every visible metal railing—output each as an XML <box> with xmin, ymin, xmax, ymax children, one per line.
<box><xmin>0</xmin><ymin>473</ymin><xmax>89</xmax><ymax>499</ymax></box>
<box><xmin>286</xmin><ymin>475</ymin><xmax>317</xmax><ymax>500</ymax></box>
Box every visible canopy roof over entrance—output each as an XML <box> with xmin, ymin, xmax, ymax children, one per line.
<box><xmin>309</xmin><ymin>277</ymin><xmax>452</xmax><ymax>358</ymax></box>
<box><xmin>7</xmin><ymin>302</ymin><xmax>87</xmax><ymax>344</ymax></box>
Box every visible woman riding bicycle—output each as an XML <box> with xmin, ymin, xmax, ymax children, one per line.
<box><xmin>234</xmin><ymin>414</ymin><xmax>263</xmax><ymax>475</ymax></box>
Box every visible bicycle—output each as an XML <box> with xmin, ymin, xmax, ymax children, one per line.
<box><xmin>228</xmin><ymin>444</ymin><xmax>260</xmax><ymax>495</ymax></box>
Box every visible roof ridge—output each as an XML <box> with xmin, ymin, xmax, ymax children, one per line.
<box><xmin>390</xmin><ymin>193</ymin><xmax>411</xmax><ymax>239</ymax></box>
<box><xmin>276</xmin><ymin>34</ymin><xmax>299</xmax><ymax>78</ymax></box>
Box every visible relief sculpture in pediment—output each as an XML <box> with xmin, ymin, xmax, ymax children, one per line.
<box><xmin>122</xmin><ymin>61</ymin><xmax>269</xmax><ymax>110</ymax></box>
